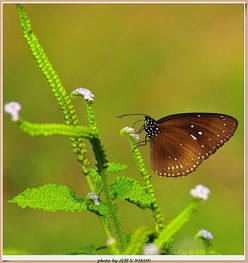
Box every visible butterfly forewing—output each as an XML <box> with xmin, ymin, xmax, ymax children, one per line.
<box><xmin>151</xmin><ymin>113</ymin><xmax>238</xmax><ymax>177</ymax></box>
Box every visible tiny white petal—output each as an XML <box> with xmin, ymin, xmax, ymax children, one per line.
<box><xmin>143</xmin><ymin>243</ymin><xmax>160</xmax><ymax>255</ymax></box>
<box><xmin>122</xmin><ymin>126</ymin><xmax>140</xmax><ymax>140</ymax></box>
<box><xmin>190</xmin><ymin>184</ymin><xmax>210</xmax><ymax>200</ymax></box>
<box><xmin>94</xmin><ymin>199</ymin><xmax>100</xmax><ymax>205</ymax></box>
<box><xmin>106</xmin><ymin>237</ymin><xmax>116</xmax><ymax>246</ymax></box>
<box><xmin>123</xmin><ymin>126</ymin><xmax>135</xmax><ymax>133</ymax></box>
<box><xmin>197</xmin><ymin>229</ymin><xmax>213</xmax><ymax>240</ymax></box>
<box><xmin>4</xmin><ymin>102</ymin><xmax>21</xmax><ymax>121</ymax></box>
<box><xmin>72</xmin><ymin>87</ymin><xmax>94</xmax><ymax>102</ymax></box>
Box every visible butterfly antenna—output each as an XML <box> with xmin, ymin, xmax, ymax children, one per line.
<box><xmin>116</xmin><ymin>113</ymin><xmax>147</xmax><ymax>119</ymax></box>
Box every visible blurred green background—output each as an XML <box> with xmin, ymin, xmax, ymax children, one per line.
<box><xmin>3</xmin><ymin>4</ymin><xmax>244</xmax><ymax>255</ymax></box>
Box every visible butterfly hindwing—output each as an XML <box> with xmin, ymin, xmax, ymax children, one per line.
<box><xmin>150</xmin><ymin>113</ymin><xmax>238</xmax><ymax>177</ymax></box>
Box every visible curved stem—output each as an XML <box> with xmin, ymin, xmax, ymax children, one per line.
<box><xmin>121</xmin><ymin>129</ymin><xmax>165</xmax><ymax>231</ymax></box>
<box><xmin>86</xmin><ymin>102</ymin><xmax>126</xmax><ymax>251</ymax></box>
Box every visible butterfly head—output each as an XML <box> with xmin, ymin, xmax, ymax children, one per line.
<box><xmin>144</xmin><ymin>115</ymin><xmax>160</xmax><ymax>138</ymax></box>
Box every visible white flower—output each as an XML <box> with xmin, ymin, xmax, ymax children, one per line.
<box><xmin>4</xmin><ymin>102</ymin><xmax>21</xmax><ymax>121</ymax></box>
<box><xmin>190</xmin><ymin>184</ymin><xmax>210</xmax><ymax>200</ymax></box>
<box><xmin>88</xmin><ymin>192</ymin><xmax>98</xmax><ymax>199</ymax></box>
<box><xmin>106</xmin><ymin>237</ymin><xmax>116</xmax><ymax>246</ymax></box>
<box><xmin>87</xmin><ymin>192</ymin><xmax>99</xmax><ymax>205</ymax></box>
<box><xmin>94</xmin><ymin>201</ymin><xmax>99</xmax><ymax>206</ymax></box>
<box><xmin>123</xmin><ymin>126</ymin><xmax>140</xmax><ymax>141</ymax></box>
<box><xmin>72</xmin><ymin>87</ymin><xmax>94</xmax><ymax>102</ymax></box>
<box><xmin>143</xmin><ymin>243</ymin><xmax>160</xmax><ymax>255</ymax></box>
<box><xmin>123</xmin><ymin>127</ymin><xmax>135</xmax><ymax>133</ymax></box>
<box><xmin>197</xmin><ymin>229</ymin><xmax>213</xmax><ymax>240</ymax></box>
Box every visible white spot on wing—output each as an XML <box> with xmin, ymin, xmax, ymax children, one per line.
<box><xmin>198</xmin><ymin>131</ymin><xmax>203</xmax><ymax>135</ymax></box>
<box><xmin>191</xmin><ymin>134</ymin><xmax>197</xmax><ymax>140</ymax></box>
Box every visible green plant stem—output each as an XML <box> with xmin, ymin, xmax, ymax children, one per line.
<box><xmin>16</xmin><ymin>4</ymin><xmax>89</xmax><ymax>174</ymax></box>
<box><xmin>86</xmin><ymin>102</ymin><xmax>126</xmax><ymax>251</ymax></box>
<box><xmin>86</xmin><ymin>174</ymin><xmax>119</xmax><ymax>254</ymax></box>
<box><xmin>121</xmin><ymin>129</ymin><xmax>165</xmax><ymax>231</ymax></box>
<box><xmin>16</xmin><ymin>4</ymin><xmax>113</xmax><ymax>246</ymax></box>
<box><xmin>18</xmin><ymin>119</ymin><xmax>97</xmax><ymax>138</ymax></box>
<box><xmin>155</xmin><ymin>200</ymin><xmax>200</xmax><ymax>248</ymax></box>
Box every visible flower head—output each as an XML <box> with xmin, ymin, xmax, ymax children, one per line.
<box><xmin>87</xmin><ymin>192</ymin><xmax>99</xmax><ymax>205</ymax></box>
<box><xmin>143</xmin><ymin>243</ymin><xmax>160</xmax><ymax>255</ymax></box>
<box><xmin>4</xmin><ymin>102</ymin><xmax>21</xmax><ymax>121</ymax></box>
<box><xmin>71</xmin><ymin>87</ymin><xmax>94</xmax><ymax>102</ymax></box>
<box><xmin>106</xmin><ymin>237</ymin><xmax>116</xmax><ymax>246</ymax></box>
<box><xmin>197</xmin><ymin>229</ymin><xmax>213</xmax><ymax>240</ymax></box>
<box><xmin>190</xmin><ymin>184</ymin><xmax>210</xmax><ymax>200</ymax></box>
<box><xmin>122</xmin><ymin>126</ymin><xmax>140</xmax><ymax>141</ymax></box>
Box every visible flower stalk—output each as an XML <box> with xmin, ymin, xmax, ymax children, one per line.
<box><xmin>120</xmin><ymin>128</ymin><xmax>165</xmax><ymax>231</ymax></box>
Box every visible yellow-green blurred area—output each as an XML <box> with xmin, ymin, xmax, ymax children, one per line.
<box><xmin>3</xmin><ymin>3</ymin><xmax>244</xmax><ymax>255</ymax></box>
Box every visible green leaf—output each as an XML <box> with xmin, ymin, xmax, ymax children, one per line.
<box><xmin>89</xmin><ymin>168</ymin><xmax>102</xmax><ymax>190</ymax></box>
<box><xmin>19</xmin><ymin>120</ymin><xmax>96</xmax><ymax>138</ymax></box>
<box><xmin>154</xmin><ymin>200</ymin><xmax>200</xmax><ymax>248</ymax></box>
<box><xmin>122</xmin><ymin>226</ymin><xmax>154</xmax><ymax>255</ymax></box>
<box><xmin>111</xmin><ymin>176</ymin><xmax>153</xmax><ymax>208</ymax></box>
<box><xmin>87</xmin><ymin>198</ymin><xmax>109</xmax><ymax>218</ymax></box>
<box><xmin>9</xmin><ymin>184</ymin><xmax>110</xmax><ymax>217</ymax></box>
<box><xmin>65</xmin><ymin>245</ymin><xmax>107</xmax><ymax>255</ymax></box>
<box><xmin>106</xmin><ymin>163</ymin><xmax>127</xmax><ymax>175</ymax></box>
<box><xmin>9</xmin><ymin>184</ymin><xmax>87</xmax><ymax>212</ymax></box>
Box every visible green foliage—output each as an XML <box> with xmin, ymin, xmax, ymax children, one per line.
<box><xmin>89</xmin><ymin>168</ymin><xmax>102</xmax><ymax>191</ymax></box>
<box><xmin>154</xmin><ymin>200</ymin><xmax>200</xmax><ymax>248</ymax></box>
<box><xmin>195</xmin><ymin>231</ymin><xmax>218</xmax><ymax>255</ymax></box>
<box><xmin>9</xmin><ymin>184</ymin><xmax>109</xmax><ymax>217</ymax></box>
<box><xmin>16</xmin><ymin>4</ymin><xmax>78</xmax><ymax>126</ymax></box>
<box><xmin>162</xmin><ymin>239</ymin><xmax>175</xmax><ymax>255</ymax></box>
<box><xmin>9</xmin><ymin>184</ymin><xmax>87</xmax><ymax>212</ymax></box>
<box><xmin>19</xmin><ymin>120</ymin><xmax>97</xmax><ymax>138</ymax></box>
<box><xmin>106</xmin><ymin>163</ymin><xmax>128</xmax><ymax>175</ymax></box>
<box><xmin>123</xmin><ymin>226</ymin><xmax>154</xmax><ymax>255</ymax></box>
<box><xmin>65</xmin><ymin>245</ymin><xmax>107</xmax><ymax>255</ymax></box>
<box><xmin>111</xmin><ymin>176</ymin><xmax>153</xmax><ymax>208</ymax></box>
<box><xmin>121</xmin><ymin>128</ymin><xmax>165</xmax><ymax>230</ymax></box>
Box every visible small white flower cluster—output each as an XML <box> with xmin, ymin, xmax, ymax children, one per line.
<box><xmin>123</xmin><ymin>126</ymin><xmax>140</xmax><ymax>140</ymax></box>
<box><xmin>106</xmin><ymin>237</ymin><xmax>116</xmax><ymax>246</ymax></box>
<box><xmin>72</xmin><ymin>87</ymin><xmax>94</xmax><ymax>102</ymax></box>
<box><xmin>197</xmin><ymin>229</ymin><xmax>213</xmax><ymax>240</ymax></box>
<box><xmin>4</xmin><ymin>102</ymin><xmax>21</xmax><ymax>122</ymax></box>
<box><xmin>143</xmin><ymin>243</ymin><xmax>160</xmax><ymax>255</ymax></box>
<box><xmin>190</xmin><ymin>184</ymin><xmax>210</xmax><ymax>201</ymax></box>
<box><xmin>87</xmin><ymin>192</ymin><xmax>99</xmax><ymax>205</ymax></box>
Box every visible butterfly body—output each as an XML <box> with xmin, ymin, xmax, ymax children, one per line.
<box><xmin>142</xmin><ymin>113</ymin><xmax>238</xmax><ymax>178</ymax></box>
<box><xmin>144</xmin><ymin>115</ymin><xmax>160</xmax><ymax>138</ymax></box>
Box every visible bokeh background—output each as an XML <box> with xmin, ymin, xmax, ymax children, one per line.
<box><xmin>3</xmin><ymin>3</ymin><xmax>244</xmax><ymax>255</ymax></box>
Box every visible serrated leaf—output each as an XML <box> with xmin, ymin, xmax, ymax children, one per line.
<box><xmin>9</xmin><ymin>184</ymin><xmax>109</xmax><ymax>217</ymax></box>
<box><xmin>111</xmin><ymin>176</ymin><xmax>153</xmax><ymax>208</ymax></box>
<box><xmin>87</xmin><ymin>198</ymin><xmax>109</xmax><ymax>218</ymax></box>
<box><xmin>9</xmin><ymin>184</ymin><xmax>87</xmax><ymax>212</ymax></box>
<box><xmin>89</xmin><ymin>168</ymin><xmax>102</xmax><ymax>190</ymax></box>
<box><xmin>106</xmin><ymin>163</ymin><xmax>127</xmax><ymax>175</ymax></box>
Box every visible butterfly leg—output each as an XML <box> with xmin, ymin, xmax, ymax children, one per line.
<box><xmin>134</xmin><ymin>135</ymin><xmax>150</xmax><ymax>150</ymax></box>
<box><xmin>131</xmin><ymin>119</ymin><xmax>144</xmax><ymax>128</ymax></box>
<box><xmin>136</xmin><ymin>124</ymin><xmax>145</xmax><ymax>134</ymax></box>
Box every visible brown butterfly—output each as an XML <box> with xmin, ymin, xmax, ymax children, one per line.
<box><xmin>118</xmin><ymin>113</ymin><xmax>238</xmax><ymax>177</ymax></box>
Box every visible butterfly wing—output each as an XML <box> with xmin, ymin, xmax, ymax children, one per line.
<box><xmin>150</xmin><ymin>113</ymin><xmax>238</xmax><ymax>177</ymax></box>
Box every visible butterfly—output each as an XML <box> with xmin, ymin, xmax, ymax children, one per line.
<box><xmin>118</xmin><ymin>113</ymin><xmax>238</xmax><ymax>177</ymax></box>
